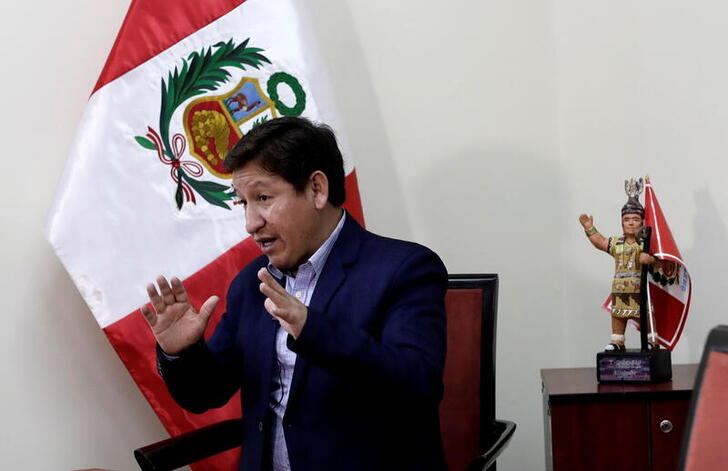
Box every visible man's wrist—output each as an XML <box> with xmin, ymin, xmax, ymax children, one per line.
<box><xmin>158</xmin><ymin>345</ymin><xmax>182</xmax><ymax>360</ymax></box>
<box><xmin>585</xmin><ymin>226</ymin><xmax>598</xmax><ymax>236</ymax></box>
<box><xmin>157</xmin><ymin>339</ymin><xmax>205</xmax><ymax>359</ymax></box>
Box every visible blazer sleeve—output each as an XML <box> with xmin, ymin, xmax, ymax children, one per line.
<box><xmin>156</xmin><ymin>271</ymin><xmax>249</xmax><ymax>413</ymax></box>
<box><xmin>287</xmin><ymin>245</ymin><xmax>447</xmax><ymax>406</ymax></box>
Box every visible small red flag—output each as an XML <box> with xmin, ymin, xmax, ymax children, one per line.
<box><xmin>642</xmin><ymin>177</ymin><xmax>691</xmax><ymax>350</ymax></box>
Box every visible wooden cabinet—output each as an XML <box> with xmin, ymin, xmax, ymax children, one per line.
<box><xmin>541</xmin><ymin>364</ymin><xmax>696</xmax><ymax>471</ymax></box>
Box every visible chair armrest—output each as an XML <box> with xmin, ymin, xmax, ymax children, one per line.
<box><xmin>464</xmin><ymin>420</ymin><xmax>516</xmax><ymax>471</ymax></box>
<box><xmin>134</xmin><ymin>419</ymin><xmax>243</xmax><ymax>471</ymax></box>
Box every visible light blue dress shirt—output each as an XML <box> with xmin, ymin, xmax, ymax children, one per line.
<box><xmin>266</xmin><ymin>211</ymin><xmax>346</xmax><ymax>471</ymax></box>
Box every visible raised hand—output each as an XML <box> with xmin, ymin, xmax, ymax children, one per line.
<box><xmin>140</xmin><ymin>275</ymin><xmax>219</xmax><ymax>355</ymax></box>
<box><xmin>258</xmin><ymin>267</ymin><xmax>308</xmax><ymax>339</ymax></box>
<box><xmin>579</xmin><ymin>213</ymin><xmax>594</xmax><ymax>229</ymax></box>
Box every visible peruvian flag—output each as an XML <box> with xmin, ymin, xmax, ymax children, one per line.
<box><xmin>45</xmin><ymin>1</ymin><xmax>363</xmax><ymax>470</ymax></box>
<box><xmin>642</xmin><ymin>177</ymin><xmax>691</xmax><ymax>350</ymax></box>
<box><xmin>602</xmin><ymin>178</ymin><xmax>691</xmax><ymax>350</ymax></box>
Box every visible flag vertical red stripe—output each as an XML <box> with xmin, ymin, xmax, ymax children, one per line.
<box><xmin>95</xmin><ymin>0</ymin><xmax>246</xmax><ymax>92</ymax></box>
<box><xmin>343</xmin><ymin>169</ymin><xmax>365</xmax><ymax>226</ymax></box>
<box><xmin>649</xmin><ymin>283</ymin><xmax>691</xmax><ymax>349</ymax></box>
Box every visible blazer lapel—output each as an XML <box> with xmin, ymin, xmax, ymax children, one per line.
<box><xmin>286</xmin><ymin>213</ymin><xmax>363</xmax><ymax>408</ymax></box>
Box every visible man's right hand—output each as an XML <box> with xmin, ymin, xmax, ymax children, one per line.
<box><xmin>140</xmin><ymin>276</ymin><xmax>220</xmax><ymax>355</ymax></box>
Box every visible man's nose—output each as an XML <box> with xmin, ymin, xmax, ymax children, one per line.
<box><xmin>245</xmin><ymin>205</ymin><xmax>264</xmax><ymax>234</ymax></box>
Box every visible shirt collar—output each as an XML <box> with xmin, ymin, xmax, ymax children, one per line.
<box><xmin>267</xmin><ymin>210</ymin><xmax>346</xmax><ymax>280</ymax></box>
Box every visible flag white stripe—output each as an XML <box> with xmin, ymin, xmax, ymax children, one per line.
<box><xmin>651</xmin><ymin>252</ymin><xmax>686</xmax><ymax>266</ymax></box>
<box><xmin>645</xmin><ymin>182</ymin><xmax>664</xmax><ymax>256</ymax></box>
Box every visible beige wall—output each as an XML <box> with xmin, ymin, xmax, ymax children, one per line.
<box><xmin>2</xmin><ymin>1</ymin><xmax>725</xmax><ymax>469</ymax></box>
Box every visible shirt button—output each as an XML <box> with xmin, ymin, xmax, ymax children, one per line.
<box><xmin>258</xmin><ymin>421</ymin><xmax>263</xmax><ymax>432</ymax></box>
<box><xmin>295</xmin><ymin>291</ymin><xmax>302</xmax><ymax>299</ymax></box>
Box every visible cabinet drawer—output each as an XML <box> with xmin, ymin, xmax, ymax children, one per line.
<box><xmin>550</xmin><ymin>401</ymin><xmax>650</xmax><ymax>471</ymax></box>
<box><xmin>650</xmin><ymin>399</ymin><xmax>690</xmax><ymax>471</ymax></box>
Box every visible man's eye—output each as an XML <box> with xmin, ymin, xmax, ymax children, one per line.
<box><xmin>258</xmin><ymin>195</ymin><xmax>270</xmax><ymax>202</ymax></box>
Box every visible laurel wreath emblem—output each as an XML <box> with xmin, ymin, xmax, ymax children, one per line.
<box><xmin>134</xmin><ymin>39</ymin><xmax>271</xmax><ymax>210</ymax></box>
<box><xmin>648</xmin><ymin>262</ymin><xmax>679</xmax><ymax>287</ymax></box>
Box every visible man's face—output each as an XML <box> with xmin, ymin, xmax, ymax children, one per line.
<box><xmin>232</xmin><ymin>161</ymin><xmax>322</xmax><ymax>271</ymax></box>
<box><xmin>622</xmin><ymin>213</ymin><xmax>643</xmax><ymax>237</ymax></box>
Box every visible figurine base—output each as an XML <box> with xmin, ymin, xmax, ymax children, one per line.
<box><xmin>596</xmin><ymin>348</ymin><xmax>672</xmax><ymax>383</ymax></box>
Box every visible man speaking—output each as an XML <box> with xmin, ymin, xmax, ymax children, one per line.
<box><xmin>141</xmin><ymin>117</ymin><xmax>448</xmax><ymax>471</ymax></box>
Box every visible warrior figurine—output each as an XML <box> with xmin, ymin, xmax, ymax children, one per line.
<box><xmin>579</xmin><ymin>178</ymin><xmax>660</xmax><ymax>351</ymax></box>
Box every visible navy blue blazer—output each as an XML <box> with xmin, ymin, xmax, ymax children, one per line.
<box><xmin>159</xmin><ymin>214</ymin><xmax>448</xmax><ymax>471</ymax></box>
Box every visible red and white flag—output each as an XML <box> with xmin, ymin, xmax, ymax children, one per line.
<box><xmin>642</xmin><ymin>178</ymin><xmax>691</xmax><ymax>350</ymax></box>
<box><xmin>45</xmin><ymin>1</ymin><xmax>364</xmax><ymax>469</ymax></box>
<box><xmin>602</xmin><ymin>178</ymin><xmax>691</xmax><ymax>350</ymax></box>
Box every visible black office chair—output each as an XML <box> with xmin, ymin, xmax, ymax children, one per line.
<box><xmin>134</xmin><ymin>274</ymin><xmax>515</xmax><ymax>471</ymax></box>
<box><xmin>677</xmin><ymin>325</ymin><xmax>728</xmax><ymax>471</ymax></box>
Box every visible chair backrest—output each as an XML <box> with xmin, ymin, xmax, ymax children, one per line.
<box><xmin>439</xmin><ymin>274</ymin><xmax>498</xmax><ymax>471</ymax></box>
<box><xmin>678</xmin><ymin>325</ymin><xmax>728</xmax><ymax>471</ymax></box>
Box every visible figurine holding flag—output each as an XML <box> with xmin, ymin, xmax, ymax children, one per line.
<box><xmin>580</xmin><ymin>176</ymin><xmax>690</xmax><ymax>382</ymax></box>
<box><xmin>579</xmin><ymin>178</ymin><xmax>662</xmax><ymax>351</ymax></box>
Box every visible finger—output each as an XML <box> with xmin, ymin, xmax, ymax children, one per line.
<box><xmin>264</xmin><ymin>297</ymin><xmax>286</xmax><ymax>320</ymax></box>
<box><xmin>258</xmin><ymin>268</ymin><xmax>288</xmax><ymax>301</ymax></box>
<box><xmin>170</xmin><ymin>277</ymin><xmax>188</xmax><ymax>303</ymax></box>
<box><xmin>257</xmin><ymin>268</ymin><xmax>286</xmax><ymax>293</ymax></box>
<box><xmin>146</xmin><ymin>282</ymin><xmax>165</xmax><ymax>314</ymax></box>
<box><xmin>259</xmin><ymin>281</ymin><xmax>289</xmax><ymax>306</ymax></box>
<box><xmin>198</xmin><ymin>295</ymin><xmax>220</xmax><ymax>326</ymax></box>
<box><xmin>140</xmin><ymin>304</ymin><xmax>157</xmax><ymax>327</ymax></box>
<box><xmin>156</xmin><ymin>275</ymin><xmax>175</xmax><ymax>305</ymax></box>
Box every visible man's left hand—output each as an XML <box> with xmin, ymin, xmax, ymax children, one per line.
<box><xmin>258</xmin><ymin>267</ymin><xmax>308</xmax><ymax>338</ymax></box>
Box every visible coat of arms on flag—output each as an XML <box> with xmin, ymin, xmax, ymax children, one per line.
<box><xmin>134</xmin><ymin>39</ymin><xmax>309</xmax><ymax>210</ymax></box>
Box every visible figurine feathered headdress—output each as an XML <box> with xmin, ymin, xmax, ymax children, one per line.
<box><xmin>622</xmin><ymin>177</ymin><xmax>644</xmax><ymax>217</ymax></box>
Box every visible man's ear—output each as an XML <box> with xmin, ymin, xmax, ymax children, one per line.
<box><xmin>309</xmin><ymin>171</ymin><xmax>329</xmax><ymax>209</ymax></box>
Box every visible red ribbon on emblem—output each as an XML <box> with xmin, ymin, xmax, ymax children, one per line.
<box><xmin>145</xmin><ymin>127</ymin><xmax>203</xmax><ymax>203</ymax></box>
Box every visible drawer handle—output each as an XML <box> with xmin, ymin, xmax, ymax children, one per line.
<box><xmin>660</xmin><ymin>420</ymin><xmax>674</xmax><ymax>433</ymax></box>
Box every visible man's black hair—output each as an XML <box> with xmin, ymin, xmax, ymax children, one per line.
<box><xmin>223</xmin><ymin>116</ymin><xmax>346</xmax><ymax>206</ymax></box>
